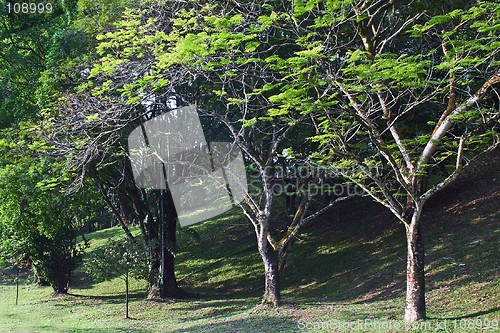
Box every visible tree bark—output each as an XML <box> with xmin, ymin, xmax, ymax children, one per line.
<box><xmin>146</xmin><ymin>236</ymin><xmax>182</xmax><ymax>299</ymax></box>
<box><xmin>160</xmin><ymin>246</ymin><xmax>180</xmax><ymax>298</ymax></box>
<box><xmin>146</xmin><ymin>257</ymin><xmax>161</xmax><ymax>298</ymax></box>
<box><xmin>147</xmin><ymin>189</ymin><xmax>182</xmax><ymax>299</ymax></box>
<box><xmin>53</xmin><ymin>285</ymin><xmax>69</xmax><ymax>294</ymax></box>
<box><xmin>161</xmin><ymin>188</ymin><xmax>182</xmax><ymax>298</ymax></box>
<box><xmin>260</xmin><ymin>242</ymin><xmax>280</xmax><ymax>306</ymax></box>
<box><xmin>404</xmin><ymin>209</ymin><xmax>426</xmax><ymax>322</ymax></box>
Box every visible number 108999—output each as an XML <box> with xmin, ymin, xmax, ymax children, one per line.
<box><xmin>6</xmin><ymin>2</ymin><xmax>53</xmax><ymax>14</ymax></box>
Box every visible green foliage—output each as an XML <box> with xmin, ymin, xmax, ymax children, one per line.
<box><xmin>84</xmin><ymin>237</ymin><xmax>149</xmax><ymax>282</ymax></box>
<box><xmin>0</xmin><ymin>158</ymin><xmax>99</xmax><ymax>293</ymax></box>
<box><xmin>74</xmin><ymin>0</ymin><xmax>135</xmax><ymax>32</ymax></box>
<box><xmin>343</xmin><ymin>53</ymin><xmax>431</xmax><ymax>89</ymax></box>
<box><xmin>411</xmin><ymin>1</ymin><xmax>500</xmax><ymax>70</ymax></box>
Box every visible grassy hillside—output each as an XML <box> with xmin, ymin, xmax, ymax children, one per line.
<box><xmin>0</xmin><ymin>152</ymin><xmax>498</xmax><ymax>332</ymax></box>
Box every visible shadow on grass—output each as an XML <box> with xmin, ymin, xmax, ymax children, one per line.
<box><xmin>428</xmin><ymin>306</ymin><xmax>500</xmax><ymax>320</ymax></box>
<box><xmin>70</xmin><ymin>328</ymin><xmax>152</xmax><ymax>333</ymax></box>
<box><xmin>165</xmin><ymin>298</ymin><xmax>258</xmax><ymax>322</ymax></box>
<box><xmin>67</xmin><ymin>291</ymin><xmax>146</xmax><ymax>302</ymax></box>
<box><xmin>0</xmin><ymin>278</ymin><xmax>16</xmax><ymax>287</ymax></box>
<box><xmin>280</xmin><ymin>207</ymin><xmax>407</xmax><ymax>305</ymax></box>
<box><xmin>278</xmin><ymin>177</ymin><xmax>499</xmax><ymax>307</ymax></box>
<box><xmin>70</xmin><ymin>272</ymin><xmax>95</xmax><ymax>290</ymax></box>
<box><xmin>170</xmin><ymin>315</ymin><xmax>298</xmax><ymax>333</ymax></box>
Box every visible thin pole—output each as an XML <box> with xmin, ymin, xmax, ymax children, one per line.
<box><xmin>125</xmin><ymin>270</ymin><xmax>129</xmax><ymax>319</ymax></box>
<box><xmin>15</xmin><ymin>264</ymin><xmax>19</xmax><ymax>305</ymax></box>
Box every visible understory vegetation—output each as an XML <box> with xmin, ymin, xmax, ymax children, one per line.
<box><xmin>1</xmin><ymin>158</ymin><xmax>498</xmax><ymax>332</ymax></box>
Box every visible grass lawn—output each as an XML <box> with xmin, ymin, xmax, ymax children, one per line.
<box><xmin>0</xmin><ymin>160</ymin><xmax>498</xmax><ymax>332</ymax></box>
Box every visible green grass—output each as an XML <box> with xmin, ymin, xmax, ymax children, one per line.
<box><xmin>0</xmin><ymin>167</ymin><xmax>498</xmax><ymax>332</ymax></box>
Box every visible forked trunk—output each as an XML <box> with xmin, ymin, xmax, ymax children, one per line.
<box><xmin>404</xmin><ymin>209</ymin><xmax>426</xmax><ymax>322</ymax></box>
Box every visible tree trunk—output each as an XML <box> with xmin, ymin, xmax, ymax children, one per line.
<box><xmin>146</xmin><ymin>258</ymin><xmax>161</xmax><ymax>298</ymax></box>
<box><xmin>160</xmin><ymin>246</ymin><xmax>180</xmax><ymax>298</ymax></box>
<box><xmin>260</xmin><ymin>242</ymin><xmax>280</xmax><ymax>306</ymax></box>
<box><xmin>147</xmin><ymin>242</ymin><xmax>182</xmax><ymax>298</ymax></box>
<box><xmin>147</xmin><ymin>189</ymin><xmax>182</xmax><ymax>299</ymax></box>
<box><xmin>53</xmin><ymin>276</ymin><xmax>69</xmax><ymax>294</ymax></box>
<box><xmin>161</xmin><ymin>188</ymin><xmax>182</xmax><ymax>298</ymax></box>
<box><xmin>404</xmin><ymin>209</ymin><xmax>426</xmax><ymax>323</ymax></box>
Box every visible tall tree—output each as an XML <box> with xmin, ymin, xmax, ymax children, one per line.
<box><xmin>50</xmin><ymin>1</ymin><xmax>353</xmax><ymax>306</ymax></box>
<box><xmin>302</xmin><ymin>0</ymin><xmax>499</xmax><ymax>322</ymax></box>
<box><xmin>122</xmin><ymin>1</ymin><xmax>352</xmax><ymax>306</ymax></box>
<box><xmin>43</xmin><ymin>4</ymin><xmax>192</xmax><ymax>299</ymax></box>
